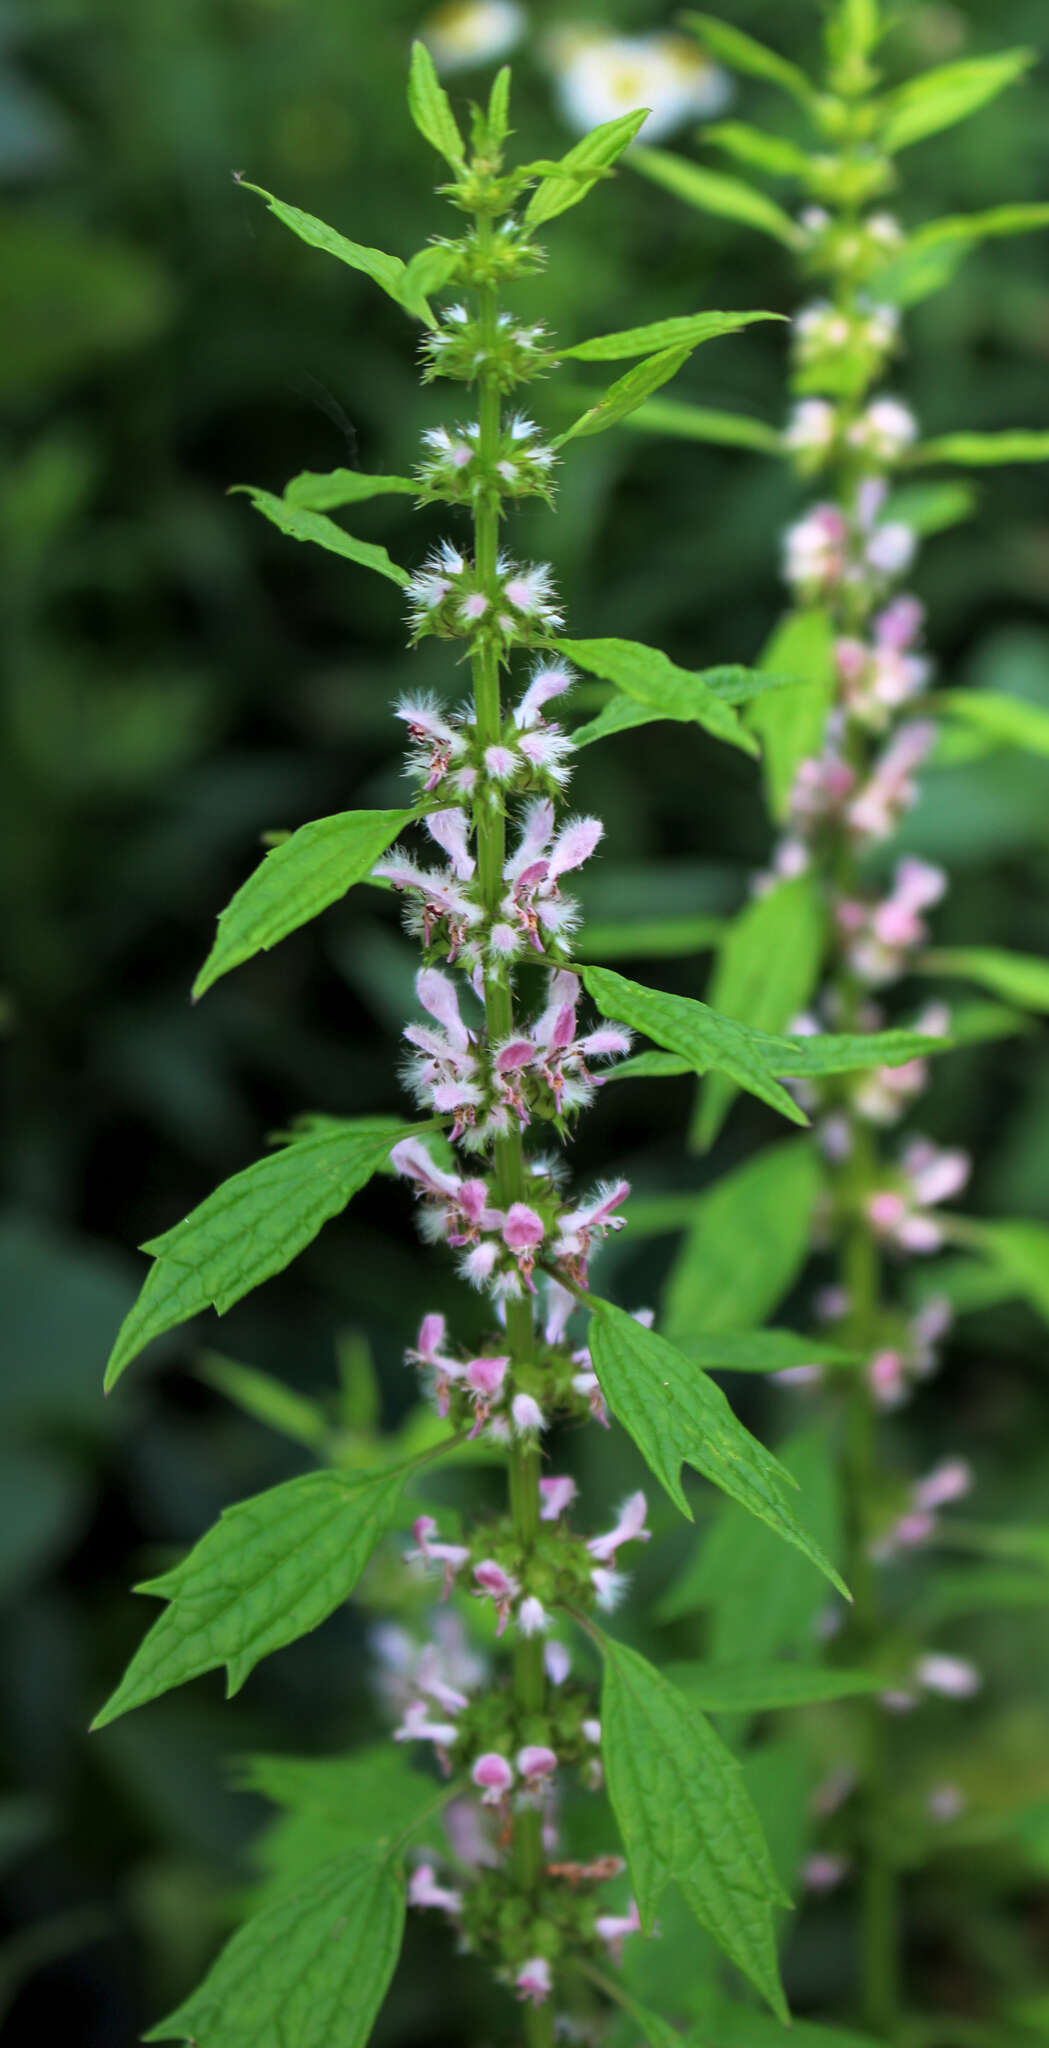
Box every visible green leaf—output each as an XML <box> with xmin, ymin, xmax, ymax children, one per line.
<box><xmin>196</xmin><ymin>1353</ymin><xmax>328</xmax><ymax>1450</ymax></box>
<box><xmin>918</xmin><ymin>946</ymin><xmax>1049</xmax><ymax>1014</ymax></box>
<box><xmin>577</xmin><ymin>914</ymin><xmax>727</xmax><ymax>961</ymax></box>
<box><xmin>598</xmin><ymin>1632</ymin><xmax>789</xmax><ymax>2018</ymax></box>
<box><xmin>105</xmin><ymin>1118</ymin><xmax>410</xmax><ymax>1388</ymax></box>
<box><xmin>525</xmin><ymin>109</ymin><xmax>648</xmax><ymax>227</ymax></box>
<box><xmin>487</xmin><ymin>66</ymin><xmax>511</xmax><ymax>150</ymax></box>
<box><xmin>704</xmin><ymin>122</ymin><xmax>811</xmax><ymax>179</ymax></box>
<box><xmin>587</xmin><ymin>1298</ymin><xmax>847</xmax><ymax>1597</ymax></box>
<box><xmin>878</xmin><ymin>49</ymin><xmax>1034</xmax><ymax>153</ymax></box>
<box><xmin>407</xmin><ymin>40</ymin><xmax>465</xmax><ymax>169</ymax></box>
<box><xmin>235</xmin><ymin>487</ymin><xmax>410</xmax><ymax>586</ymax></box>
<box><xmin>560</xmin><ymin>309</ymin><xmax>781</xmax><ymax>362</ymax></box>
<box><xmin>558</xmin><ymin>638</ymin><xmax>756</xmax><ymax>756</ymax></box>
<box><xmin>874</xmin><ymin>204</ymin><xmax>1049</xmax><ymax>306</ymax></box>
<box><xmin>92</xmin><ymin>1463</ymin><xmax>408</xmax><ymax>1727</ymax></box>
<box><xmin>911</xmin><ymin>430</ymin><xmax>1049</xmax><ymax>467</ymax></box>
<box><xmin>570</xmin><ymin>662</ymin><xmax>795</xmax><ymax>749</ymax></box>
<box><xmin>956</xmin><ymin>1219</ymin><xmax>1049</xmax><ymax>1326</ymax></box>
<box><xmin>283</xmin><ymin>470</ymin><xmax>417</xmax><ymax>511</ymax></box>
<box><xmin>556</xmin><ymin>346</ymin><xmax>693</xmax><ymax>445</ymax></box>
<box><xmin>193</xmin><ymin>806</ymin><xmax>416</xmax><ymax>997</ymax></box>
<box><xmin>623</xmin><ymin>397</ymin><xmax>782</xmax><ymax>451</ymax></box>
<box><xmin>580</xmin><ymin>965</ymin><xmax>808</xmax><ymax>1128</ymax></box>
<box><xmin>935</xmin><ymin>688</ymin><xmax>1049</xmax><ymax>759</ymax></box>
<box><xmin>881</xmin><ymin>479</ymin><xmax>976</xmax><ymax>536</ymax></box>
<box><xmin>666</xmin><ymin>1660</ymin><xmax>883</xmax><ymax>1712</ymax></box>
<box><xmin>662</xmin><ymin>1139</ymin><xmax>821</xmax><ymax>1342</ymax></box>
<box><xmin>633</xmin><ymin>147</ymin><xmax>801</xmax><ymax>247</ymax></box>
<box><xmin>399</xmin><ymin>240</ymin><xmax>461</xmax><ymax>320</ymax></box>
<box><xmin>237</xmin><ymin>182</ymin><xmax>406</xmax><ymax>304</ymax></box>
<box><xmin>747</xmin><ymin>608</ymin><xmax>835</xmax><ymax>821</ymax></box>
<box><xmin>681</xmin><ymin>14</ymin><xmax>814</xmax><ymax>105</ymax></box>
<box><xmin>145</xmin><ymin>1846</ymin><xmax>404</xmax><ymax>2047</ymax></box>
<box><xmin>690</xmin><ymin>2004</ymin><xmax>881</xmax><ymax>2048</ymax></box>
<box><xmin>678</xmin><ymin>1328</ymin><xmax>854</xmax><ymax>1374</ymax></box>
<box><xmin>694</xmin><ymin>873</ymin><xmax>826</xmax><ymax>1149</ymax></box>
<box><xmin>758</xmin><ymin>1024</ymin><xmax>952</xmax><ymax>1078</ymax></box>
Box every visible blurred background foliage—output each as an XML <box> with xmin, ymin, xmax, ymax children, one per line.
<box><xmin>2</xmin><ymin>0</ymin><xmax>1049</xmax><ymax>2040</ymax></box>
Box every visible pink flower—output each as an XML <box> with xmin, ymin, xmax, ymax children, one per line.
<box><xmin>409</xmin><ymin>1863</ymin><xmax>462</xmax><ymax>1915</ymax></box>
<box><xmin>594</xmin><ymin>1898</ymin><xmax>641</xmax><ymax>1963</ymax></box>
<box><xmin>868</xmin><ymin>1349</ymin><xmax>907</xmax><ymax>1409</ymax></box>
<box><xmin>517</xmin><ymin>1595</ymin><xmax>549</xmax><ymax>1636</ymax></box>
<box><xmin>471</xmin><ymin>1752</ymin><xmax>515</xmax><ymax>1803</ymax></box>
<box><xmin>553</xmin><ymin>1179</ymin><xmax>630</xmax><ymax>1285</ymax></box>
<box><xmin>591</xmin><ymin>1567</ymin><xmax>627</xmax><ymax>1611</ymax></box>
<box><xmin>517</xmin><ymin>1744</ymin><xmax>557</xmax><ymax>1783</ymax></box>
<box><xmin>425</xmin><ymin>810</ymin><xmax>475</xmax><ymax>882</ymax></box>
<box><xmin>393</xmin><ymin>1699</ymin><xmax>459</xmax><ymax>1759</ymax></box>
<box><xmin>406</xmin><ymin>1516</ymin><xmax>471</xmax><ymax>1596</ymax></box>
<box><xmin>539</xmin><ymin>1475</ymin><xmax>577</xmax><ymax>1520</ymax></box>
<box><xmin>472</xmin><ymin>1559</ymin><xmax>518</xmax><ymax>1634</ymax></box>
<box><xmin>515</xmin><ymin>1957</ymin><xmax>552</xmax><ymax>2006</ymax></box>
<box><xmin>803</xmin><ymin>1853</ymin><xmax>850</xmax><ymax>1894</ymax></box>
<box><xmin>587</xmin><ymin>1490</ymin><xmax>650</xmax><ymax>1564</ymax></box>
<box><xmin>416</xmin><ymin>965</ymin><xmax>473</xmax><ymax>1049</ymax></box>
<box><xmin>916</xmin><ymin>1653</ymin><xmax>980</xmax><ymax>1699</ymax></box>
<box><xmin>511</xmin><ymin>1392</ymin><xmax>544</xmax><ymax>1434</ymax></box>
<box><xmin>545</xmin><ymin>1641</ymin><xmax>571</xmax><ymax>1686</ymax></box>
<box><xmin>914</xmin><ymin>1458</ymin><xmax>972</xmax><ymax>1511</ymax></box>
<box><xmin>515</xmin><ymin>661</ymin><xmax>573</xmax><ymax>728</ymax></box>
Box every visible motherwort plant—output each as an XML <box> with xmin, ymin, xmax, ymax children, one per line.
<box><xmin>633</xmin><ymin>2</ymin><xmax>1049</xmax><ymax>2035</ymax></box>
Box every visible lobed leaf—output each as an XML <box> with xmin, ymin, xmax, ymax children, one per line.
<box><xmin>747</xmin><ymin>607</ymin><xmax>835</xmax><ymax>820</ymax></box>
<box><xmin>559</xmin><ymin>308</ymin><xmax>781</xmax><ymax>362</ymax></box>
<box><xmin>934</xmin><ymin>688</ymin><xmax>1049</xmax><ymax>760</ymax></box>
<box><xmin>911</xmin><ymin>430</ymin><xmax>1049</xmax><ymax>467</ymax></box>
<box><xmin>587</xmin><ymin>1298</ymin><xmax>847</xmax><ymax>1597</ymax></box>
<box><xmin>663</xmin><ymin>1138</ymin><xmax>821</xmax><ymax>1342</ymax></box>
<box><xmin>877</xmin><ymin>49</ymin><xmax>1034</xmax><ymax>153</ymax></box>
<box><xmin>407</xmin><ymin>40</ymin><xmax>465</xmax><ymax>169</ymax></box>
<box><xmin>92</xmin><ymin>1462</ymin><xmax>408</xmax><ymax>1727</ymax></box>
<box><xmin>236</xmin><ymin>487</ymin><xmax>410</xmax><ymax>586</ymax></box>
<box><xmin>558</xmin><ymin>637</ymin><xmax>756</xmax><ymax>755</ymax></box>
<box><xmin>525</xmin><ymin>108</ymin><xmax>648</xmax><ymax>227</ymax></box>
<box><xmin>284</xmin><ymin>470</ymin><xmax>417</xmax><ymax>511</ymax></box>
<box><xmin>145</xmin><ymin>1846</ymin><xmax>405</xmax><ymax>2047</ymax></box>
<box><xmin>918</xmin><ymin>946</ymin><xmax>1049</xmax><ymax>1014</ymax></box>
<box><xmin>193</xmin><ymin>806</ymin><xmax>417</xmax><ymax>997</ymax></box>
<box><xmin>665</xmin><ymin>1661</ymin><xmax>883</xmax><ymax>1712</ymax></box>
<box><xmin>556</xmin><ymin>345</ymin><xmax>693</xmax><ymax>445</ymax></box>
<box><xmin>105</xmin><ymin>1118</ymin><xmax>411</xmax><ymax>1388</ymax></box>
<box><xmin>580</xmin><ymin>964</ymin><xmax>807</xmax><ymax>1127</ymax></box>
<box><xmin>633</xmin><ymin>147</ymin><xmax>801</xmax><ymax>246</ymax></box>
<box><xmin>681</xmin><ymin>14</ymin><xmax>814</xmax><ymax>105</ymax></box>
<box><xmin>694</xmin><ymin>872</ymin><xmax>827</xmax><ymax>1149</ymax></box>
<box><xmin>598</xmin><ymin>1632</ymin><xmax>789</xmax><ymax>2018</ymax></box>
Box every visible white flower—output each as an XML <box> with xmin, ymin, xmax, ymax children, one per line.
<box><xmin>545</xmin><ymin>28</ymin><xmax>730</xmax><ymax>143</ymax></box>
<box><xmin>420</xmin><ymin>1</ymin><xmax>526</xmax><ymax>74</ymax></box>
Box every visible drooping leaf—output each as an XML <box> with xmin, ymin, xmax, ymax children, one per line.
<box><xmin>746</xmin><ymin>608</ymin><xmax>835</xmax><ymax>820</ymax></box>
<box><xmin>237</xmin><ymin>182</ymin><xmax>419</xmax><ymax>315</ymax></box>
<box><xmin>556</xmin><ymin>346</ymin><xmax>693</xmax><ymax>445</ymax></box>
<box><xmin>283</xmin><ymin>470</ymin><xmax>417</xmax><ymax>511</ymax></box>
<box><xmin>104</xmin><ymin>1118</ymin><xmax>411</xmax><ymax>1388</ymax></box>
<box><xmin>680</xmin><ymin>14</ymin><xmax>814</xmax><ymax>105</ymax></box>
<box><xmin>407</xmin><ymin>40</ymin><xmax>465</xmax><ymax>169</ymax></box>
<box><xmin>665</xmin><ymin>1661</ymin><xmax>883</xmax><ymax>1712</ymax></box>
<box><xmin>917</xmin><ymin>946</ymin><xmax>1049</xmax><ymax>1014</ymax></box>
<box><xmin>525</xmin><ymin>109</ymin><xmax>648</xmax><ymax>227</ymax></box>
<box><xmin>878</xmin><ymin>49</ymin><xmax>1034</xmax><ymax>153</ymax></box>
<box><xmin>694</xmin><ymin>873</ymin><xmax>827</xmax><ymax>1149</ymax></box>
<box><xmin>558</xmin><ymin>637</ymin><xmax>756</xmax><ymax>754</ymax></box>
<box><xmin>934</xmin><ymin>688</ymin><xmax>1049</xmax><ymax>759</ymax></box>
<box><xmin>587</xmin><ymin>1298</ymin><xmax>847</xmax><ymax>1596</ymax></box>
<box><xmin>559</xmin><ymin>309</ymin><xmax>781</xmax><ymax>361</ymax></box>
<box><xmin>633</xmin><ymin>147</ymin><xmax>801</xmax><ymax>247</ymax></box>
<box><xmin>624</xmin><ymin>397</ymin><xmax>782</xmax><ymax>452</ymax></box>
<box><xmin>911</xmin><ymin>430</ymin><xmax>1049</xmax><ymax>467</ymax></box>
<box><xmin>580</xmin><ymin>965</ymin><xmax>807</xmax><ymax>1127</ymax></box>
<box><xmin>193</xmin><ymin>807</ymin><xmax>417</xmax><ymax>997</ymax></box>
<box><xmin>598</xmin><ymin>1632</ymin><xmax>789</xmax><ymax>2019</ymax></box>
<box><xmin>704</xmin><ymin>122</ymin><xmax>811</xmax><ymax>179</ymax></box>
<box><xmin>145</xmin><ymin>1846</ymin><xmax>405</xmax><ymax>2047</ymax></box>
<box><xmin>662</xmin><ymin>1138</ymin><xmax>821</xmax><ymax>1342</ymax></box>
<box><xmin>577</xmin><ymin>914</ymin><xmax>727</xmax><ymax>961</ymax></box>
<box><xmin>196</xmin><ymin>1353</ymin><xmax>328</xmax><ymax>1449</ymax></box>
<box><xmin>92</xmin><ymin>1463</ymin><xmax>409</xmax><ymax>1727</ymax></box>
<box><xmin>235</xmin><ymin>488</ymin><xmax>410</xmax><ymax>587</ymax></box>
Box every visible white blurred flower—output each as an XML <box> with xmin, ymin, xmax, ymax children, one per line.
<box><xmin>545</xmin><ymin>27</ymin><xmax>730</xmax><ymax>143</ymax></box>
<box><xmin>420</xmin><ymin>1</ymin><xmax>526</xmax><ymax>74</ymax></box>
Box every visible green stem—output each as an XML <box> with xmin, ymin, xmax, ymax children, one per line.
<box><xmin>470</xmin><ymin>240</ymin><xmax>553</xmax><ymax>2048</ymax></box>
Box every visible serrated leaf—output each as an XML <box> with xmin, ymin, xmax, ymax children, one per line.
<box><xmin>236</xmin><ymin>487</ymin><xmax>410</xmax><ymax>586</ymax></box>
<box><xmin>598</xmin><ymin>1632</ymin><xmax>789</xmax><ymax>2019</ymax></box>
<box><xmin>196</xmin><ymin>1353</ymin><xmax>328</xmax><ymax>1449</ymax></box>
<box><xmin>747</xmin><ymin>607</ymin><xmax>835</xmax><ymax>820</ymax></box>
<box><xmin>666</xmin><ymin>1660</ymin><xmax>883</xmax><ymax>1712</ymax></box>
<box><xmin>407</xmin><ymin>40</ymin><xmax>465</xmax><ymax>169</ymax></box>
<box><xmin>663</xmin><ymin>1139</ymin><xmax>821</xmax><ymax>1343</ymax></box>
<box><xmin>145</xmin><ymin>1845</ymin><xmax>404</xmax><ymax>2047</ymax></box>
<box><xmin>580</xmin><ymin>965</ymin><xmax>807</xmax><ymax>1127</ymax></box>
<box><xmin>694</xmin><ymin>873</ymin><xmax>826</xmax><ymax>1150</ymax></box>
<box><xmin>681</xmin><ymin>14</ymin><xmax>814</xmax><ymax>105</ymax></box>
<box><xmin>284</xmin><ymin>470</ymin><xmax>417</xmax><ymax>511</ymax></box>
<box><xmin>935</xmin><ymin>688</ymin><xmax>1049</xmax><ymax>759</ymax></box>
<box><xmin>560</xmin><ymin>308</ymin><xmax>781</xmax><ymax>362</ymax></box>
<box><xmin>878</xmin><ymin>49</ymin><xmax>1033</xmax><ymax>153</ymax></box>
<box><xmin>92</xmin><ymin>1463</ymin><xmax>408</xmax><ymax>1727</ymax></box>
<box><xmin>911</xmin><ymin>430</ymin><xmax>1049</xmax><ymax>467</ymax></box>
<box><xmin>556</xmin><ymin>345</ymin><xmax>693</xmax><ymax>445</ymax></box>
<box><xmin>570</xmin><ymin>662</ymin><xmax>796</xmax><ymax>749</ymax></box>
<box><xmin>105</xmin><ymin>1118</ymin><xmax>410</xmax><ymax>1388</ymax></box>
<box><xmin>633</xmin><ymin>147</ymin><xmax>801</xmax><ymax>247</ymax></box>
<box><xmin>759</xmin><ymin>1023</ymin><xmax>952</xmax><ymax>1077</ymax></box>
<box><xmin>624</xmin><ymin>397</ymin><xmax>782</xmax><ymax>451</ymax></box>
<box><xmin>558</xmin><ymin>638</ymin><xmax>756</xmax><ymax>755</ymax></box>
<box><xmin>237</xmin><ymin>181</ymin><xmax>406</xmax><ymax>303</ymax></box>
<box><xmin>587</xmin><ymin>1299</ymin><xmax>847</xmax><ymax>1598</ymax></box>
<box><xmin>918</xmin><ymin>946</ymin><xmax>1049</xmax><ymax>1014</ymax></box>
<box><xmin>577</xmin><ymin>914</ymin><xmax>727</xmax><ymax>960</ymax></box>
<box><xmin>193</xmin><ymin>806</ymin><xmax>416</xmax><ymax>997</ymax></box>
<box><xmin>525</xmin><ymin>108</ymin><xmax>648</xmax><ymax>227</ymax></box>
<box><xmin>705</xmin><ymin>122</ymin><xmax>811</xmax><ymax>179</ymax></box>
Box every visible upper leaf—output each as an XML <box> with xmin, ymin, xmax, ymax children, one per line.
<box><xmin>918</xmin><ymin>945</ymin><xmax>1049</xmax><ymax>1014</ymax></box>
<box><xmin>558</xmin><ymin>637</ymin><xmax>756</xmax><ymax>755</ymax></box>
<box><xmin>556</xmin><ymin>346</ymin><xmax>693</xmax><ymax>444</ymax></box>
<box><xmin>957</xmin><ymin>1219</ymin><xmax>1049</xmax><ymax>1328</ymax></box>
<box><xmin>705</xmin><ymin>122</ymin><xmax>811</xmax><ymax>180</ymax></box>
<box><xmin>580</xmin><ymin>964</ymin><xmax>808</xmax><ymax>1126</ymax></box>
<box><xmin>559</xmin><ymin>308</ymin><xmax>782</xmax><ymax>362</ymax></box>
<box><xmin>92</xmin><ymin>1463</ymin><xmax>408</xmax><ymax>1727</ymax></box>
<box><xmin>694</xmin><ymin>872</ymin><xmax>827</xmax><ymax>1150</ymax></box>
<box><xmin>911</xmin><ymin>430</ymin><xmax>1049</xmax><ymax>468</ymax></box>
<box><xmin>662</xmin><ymin>1138</ymin><xmax>822</xmax><ymax>1341</ymax></box>
<box><xmin>934</xmin><ymin>688</ymin><xmax>1049</xmax><ymax>760</ymax></box>
<box><xmin>568</xmin><ymin>652</ymin><xmax>796</xmax><ymax>750</ymax></box>
<box><xmin>525</xmin><ymin>109</ymin><xmax>648</xmax><ymax>227</ymax></box>
<box><xmin>633</xmin><ymin>147</ymin><xmax>802</xmax><ymax>247</ymax></box>
<box><xmin>624</xmin><ymin>397</ymin><xmax>782</xmax><ymax>452</ymax></box>
<box><xmin>680</xmin><ymin>14</ymin><xmax>814</xmax><ymax>105</ymax></box>
<box><xmin>236</xmin><ymin>488</ymin><xmax>410</xmax><ymax>587</ymax></box>
<box><xmin>666</xmin><ymin>1661</ymin><xmax>883</xmax><ymax>1712</ymax></box>
<box><xmin>407</xmin><ymin>41</ymin><xmax>466</xmax><ymax>170</ymax></box>
<box><xmin>873</xmin><ymin>203</ymin><xmax>1049</xmax><ymax>307</ymax></box>
<box><xmin>877</xmin><ymin>49</ymin><xmax>1034</xmax><ymax>153</ymax></box>
<box><xmin>193</xmin><ymin>806</ymin><xmax>417</xmax><ymax>998</ymax></box>
<box><xmin>145</xmin><ymin>1845</ymin><xmax>405</xmax><ymax>2047</ymax></box>
<box><xmin>747</xmin><ymin>608</ymin><xmax>835</xmax><ymax>820</ymax></box>
<box><xmin>598</xmin><ymin>1631</ymin><xmax>789</xmax><ymax>2019</ymax></box>
<box><xmin>586</xmin><ymin>1297</ymin><xmax>847</xmax><ymax>1597</ymax></box>
<box><xmin>237</xmin><ymin>182</ymin><xmax>438</xmax><ymax>325</ymax></box>
<box><xmin>284</xmin><ymin>470</ymin><xmax>417</xmax><ymax>511</ymax></box>
<box><xmin>105</xmin><ymin>1118</ymin><xmax>410</xmax><ymax>1388</ymax></box>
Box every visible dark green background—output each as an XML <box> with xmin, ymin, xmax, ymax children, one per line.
<box><xmin>2</xmin><ymin>1</ymin><xmax>1049</xmax><ymax>2040</ymax></box>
